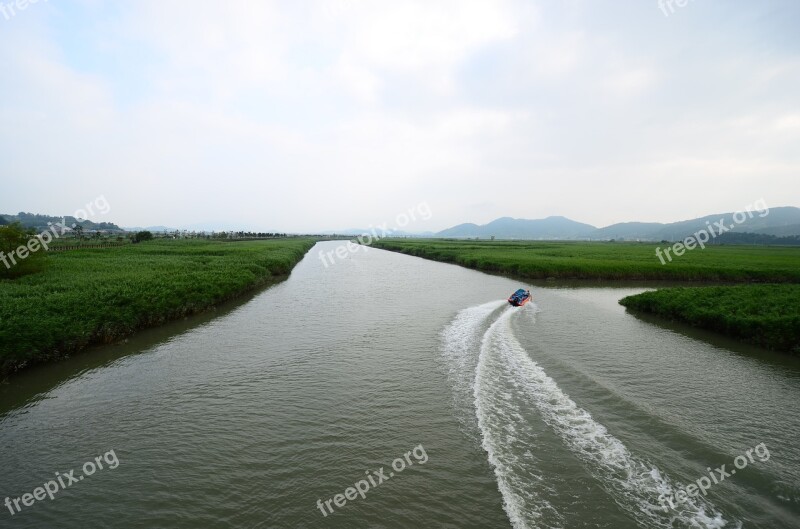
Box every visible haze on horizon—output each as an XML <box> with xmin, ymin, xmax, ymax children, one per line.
<box><xmin>1</xmin><ymin>0</ymin><xmax>798</xmax><ymax>233</ymax></box>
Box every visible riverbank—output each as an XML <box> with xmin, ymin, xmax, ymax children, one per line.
<box><xmin>0</xmin><ymin>238</ymin><xmax>316</xmax><ymax>378</ymax></box>
<box><xmin>620</xmin><ymin>285</ymin><xmax>800</xmax><ymax>354</ymax></box>
<box><xmin>371</xmin><ymin>239</ymin><xmax>800</xmax><ymax>282</ymax></box>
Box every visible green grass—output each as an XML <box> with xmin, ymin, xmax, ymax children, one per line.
<box><xmin>0</xmin><ymin>238</ymin><xmax>315</xmax><ymax>377</ymax></box>
<box><xmin>620</xmin><ymin>285</ymin><xmax>800</xmax><ymax>354</ymax></box>
<box><xmin>371</xmin><ymin>239</ymin><xmax>800</xmax><ymax>282</ymax></box>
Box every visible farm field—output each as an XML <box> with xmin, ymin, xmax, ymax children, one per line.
<box><xmin>0</xmin><ymin>238</ymin><xmax>315</xmax><ymax>377</ymax></box>
<box><xmin>371</xmin><ymin>239</ymin><xmax>800</xmax><ymax>282</ymax></box>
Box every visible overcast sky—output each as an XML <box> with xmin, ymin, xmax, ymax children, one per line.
<box><xmin>1</xmin><ymin>0</ymin><xmax>798</xmax><ymax>232</ymax></box>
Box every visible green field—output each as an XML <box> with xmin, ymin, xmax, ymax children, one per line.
<box><xmin>0</xmin><ymin>238</ymin><xmax>315</xmax><ymax>378</ymax></box>
<box><xmin>371</xmin><ymin>239</ymin><xmax>800</xmax><ymax>282</ymax></box>
<box><xmin>620</xmin><ymin>285</ymin><xmax>800</xmax><ymax>353</ymax></box>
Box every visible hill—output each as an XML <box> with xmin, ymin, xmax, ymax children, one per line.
<box><xmin>434</xmin><ymin>206</ymin><xmax>800</xmax><ymax>241</ymax></box>
<box><xmin>1</xmin><ymin>212</ymin><xmax>123</xmax><ymax>232</ymax></box>
<box><xmin>437</xmin><ymin>216</ymin><xmax>596</xmax><ymax>239</ymax></box>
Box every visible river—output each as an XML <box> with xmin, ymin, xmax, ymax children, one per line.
<box><xmin>1</xmin><ymin>241</ymin><xmax>798</xmax><ymax>528</ymax></box>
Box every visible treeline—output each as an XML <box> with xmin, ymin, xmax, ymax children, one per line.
<box><xmin>165</xmin><ymin>231</ymin><xmax>290</xmax><ymax>239</ymax></box>
<box><xmin>210</xmin><ymin>231</ymin><xmax>289</xmax><ymax>239</ymax></box>
<box><xmin>714</xmin><ymin>232</ymin><xmax>800</xmax><ymax>246</ymax></box>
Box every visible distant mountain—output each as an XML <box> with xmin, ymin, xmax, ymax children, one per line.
<box><xmin>436</xmin><ymin>223</ymin><xmax>481</xmax><ymax>237</ymax></box>
<box><xmin>435</xmin><ymin>206</ymin><xmax>800</xmax><ymax>241</ymax></box>
<box><xmin>590</xmin><ymin>222</ymin><xmax>668</xmax><ymax>240</ymax></box>
<box><xmin>437</xmin><ymin>216</ymin><xmax>596</xmax><ymax>239</ymax></box>
<box><xmin>645</xmin><ymin>207</ymin><xmax>800</xmax><ymax>241</ymax></box>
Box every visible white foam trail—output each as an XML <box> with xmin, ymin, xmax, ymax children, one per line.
<box><xmin>472</xmin><ymin>304</ymin><xmax>564</xmax><ymax>528</ymax></box>
<box><xmin>477</xmin><ymin>308</ymin><xmax>735</xmax><ymax>529</ymax></box>
<box><xmin>443</xmin><ymin>302</ymin><xmax>563</xmax><ymax>527</ymax></box>
<box><xmin>440</xmin><ymin>300</ymin><xmax>505</xmax><ymax>438</ymax></box>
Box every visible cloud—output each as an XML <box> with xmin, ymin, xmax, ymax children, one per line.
<box><xmin>0</xmin><ymin>0</ymin><xmax>798</xmax><ymax>231</ymax></box>
<box><xmin>326</xmin><ymin>1</ymin><xmax>518</xmax><ymax>72</ymax></box>
<box><xmin>603</xmin><ymin>67</ymin><xmax>658</xmax><ymax>97</ymax></box>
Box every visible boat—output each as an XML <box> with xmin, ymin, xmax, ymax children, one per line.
<box><xmin>508</xmin><ymin>288</ymin><xmax>532</xmax><ymax>307</ymax></box>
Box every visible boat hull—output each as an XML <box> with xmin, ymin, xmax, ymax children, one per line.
<box><xmin>507</xmin><ymin>293</ymin><xmax>532</xmax><ymax>307</ymax></box>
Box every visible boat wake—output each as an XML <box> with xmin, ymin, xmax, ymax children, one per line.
<box><xmin>441</xmin><ymin>301</ymin><xmax>739</xmax><ymax>529</ymax></box>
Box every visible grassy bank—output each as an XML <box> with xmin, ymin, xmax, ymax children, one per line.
<box><xmin>371</xmin><ymin>239</ymin><xmax>800</xmax><ymax>282</ymax></box>
<box><xmin>620</xmin><ymin>285</ymin><xmax>800</xmax><ymax>354</ymax></box>
<box><xmin>0</xmin><ymin>238</ymin><xmax>316</xmax><ymax>378</ymax></box>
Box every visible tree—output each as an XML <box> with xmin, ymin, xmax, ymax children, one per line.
<box><xmin>0</xmin><ymin>223</ymin><xmax>48</xmax><ymax>279</ymax></box>
<box><xmin>132</xmin><ymin>230</ymin><xmax>154</xmax><ymax>243</ymax></box>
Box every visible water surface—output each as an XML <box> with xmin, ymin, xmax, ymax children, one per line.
<box><xmin>1</xmin><ymin>241</ymin><xmax>797</xmax><ymax>528</ymax></box>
